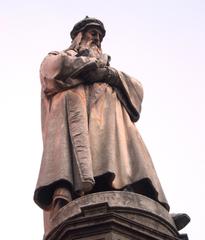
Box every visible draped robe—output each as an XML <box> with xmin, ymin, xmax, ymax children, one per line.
<box><xmin>34</xmin><ymin>49</ymin><xmax>169</xmax><ymax>211</ymax></box>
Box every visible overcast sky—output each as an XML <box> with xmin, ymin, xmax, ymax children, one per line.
<box><xmin>1</xmin><ymin>1</ymin><xmax>204</xmax><ymax>239</ymax></box>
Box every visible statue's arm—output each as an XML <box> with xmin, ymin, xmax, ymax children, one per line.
<box><xmin>81</xmin><ymin>65</ymin><xmax>143</xmax><ymax>122</ymax></box>
<box><xmin>40</xmin><ymin>51</ymin><xmax>98</xmax><ymax>95</ymax></box>
<box><xmin>40</xmin><ymin>50</ymin><xmax>143</xmax><ymax>121</ymax></box>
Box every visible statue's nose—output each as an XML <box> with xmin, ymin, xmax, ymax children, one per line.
<box><xmin>94</xmin><ymin>34</ymin><xmax>100</xmax><ymax>42</ymax></box>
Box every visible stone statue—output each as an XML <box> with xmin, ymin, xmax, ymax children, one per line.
<box><xmin>34</xmin><ymin>17</ymin><xmax>189</xmax><ymax>235</ymax></box>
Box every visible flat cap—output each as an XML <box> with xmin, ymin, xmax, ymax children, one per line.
<box><xmin>70</xmin><ymin>16</ymin><xmax>106</xmax><ymax>40</ymax></box>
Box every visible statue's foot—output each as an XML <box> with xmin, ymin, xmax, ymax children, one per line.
<box><xmin>171</xmin><ymin>213</ymin><xmax>190</xmax><ymax>231</ymax></box>
<box><xmin>53</xmin><ymin>197</ymin><xmax>69</xmax><ymax>210</ymax></box>
<box><xmin>52</xmin><ymin>187</ymin><xmax>72</xmax><ymax>215</ymax></box>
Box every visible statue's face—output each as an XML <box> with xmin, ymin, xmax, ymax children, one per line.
<box><xmin>83</xmin><ymin>27</ymin><xmax>103</xmax><ymax>48</ymax></box>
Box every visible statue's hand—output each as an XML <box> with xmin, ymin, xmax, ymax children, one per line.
<box><xmin>96</xmin><ymin>54</ymin><xmax>111</xmax><ymax>68</ymax></box>
<box><xmin>82</xmin><ymin>67</ymin><xmax>119</xmax><ymax>86</ymax></box>
<box><xmin>83</xmin><ymin>67</ymin><xmax>108</xmax><ymax>83</ymax></box>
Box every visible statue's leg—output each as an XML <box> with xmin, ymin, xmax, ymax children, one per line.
<box><xmin>52</xmin><ymin>187</ymin><xmax>72</xmax><ymax>213</ymax></box>
<box><xmin>43</xmin><ymin>187</ymin><xmax>72</xmax><ymax>236</ymax></box>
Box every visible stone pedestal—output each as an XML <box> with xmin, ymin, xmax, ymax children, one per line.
<box><xmin>44</xmin><ymin>191</ymin><xmax>188</xmax><ymax>240</ymax></box>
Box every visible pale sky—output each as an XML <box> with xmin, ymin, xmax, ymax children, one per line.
<box><xmin>1</xmin><ymin>1</ymin><xmax>204</xmax><ymax>239</ymax></box>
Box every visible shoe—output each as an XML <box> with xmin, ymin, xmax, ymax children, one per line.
<box><xmin>171</xmin><ymin>213</ymin><xmax>190</xmax><ymax>231</ymax></box>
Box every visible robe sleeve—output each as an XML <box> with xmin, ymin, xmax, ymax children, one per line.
<box><xmin>114</xmin><ymin>70</ymin><xmax>144</xmax><ymax>122</ymax></box>
<box><xmin>40</xmin><ymin>51</ymin><xmax>98</xmax><ymax>95</ymax></box>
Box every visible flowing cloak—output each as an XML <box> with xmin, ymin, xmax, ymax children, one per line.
<box><xmin>34</xmin><ymin>50</ymin><xmax>169</xmax><ymax>211</ymax></box>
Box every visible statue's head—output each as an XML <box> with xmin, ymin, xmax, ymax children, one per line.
<box><xmin>68</xmin><ymin>17</ymin><xmax>105</xmax><ymax>57</ymax></box>
<box><xmin>70</xmin><ymin>16</ymin><xmax>106</xmax><ymax>41</ymax></box>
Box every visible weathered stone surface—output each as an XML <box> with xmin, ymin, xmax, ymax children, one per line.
<box><xmin>34</xmin><ymin>17</ymin><xmax>190</xmax><ymax>240</ymax></box>
<box><xmin>44</xmin><ymin>192</ymin><xmax>184</xmax><ymax>240</ymax></box>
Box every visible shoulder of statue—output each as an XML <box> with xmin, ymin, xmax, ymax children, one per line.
<box><xmin>47</xmin><ymin>50</ymin><xmax>78</xmax><ymax>58</ymax></box>
<box><xmin>48</xmin><ymin>50</ymin><xmax>60</xmax><ymax>55</ymax></box>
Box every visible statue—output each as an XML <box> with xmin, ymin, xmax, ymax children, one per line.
<box><xmin>34</xmin><ymin>17</ymin><xmax>190</xmax><ymax>235</ymax></box>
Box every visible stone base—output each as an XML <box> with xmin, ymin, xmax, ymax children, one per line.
<box><xmin>44</xmin><ymin>191</ymin><xmax>188</xmax><ymax>240</ymax></box>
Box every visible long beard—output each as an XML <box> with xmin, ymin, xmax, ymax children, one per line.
<box><xmin>78</xmin><ymin>39</ymin><xmax>102</xmax><ymax>58</ymax></box>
